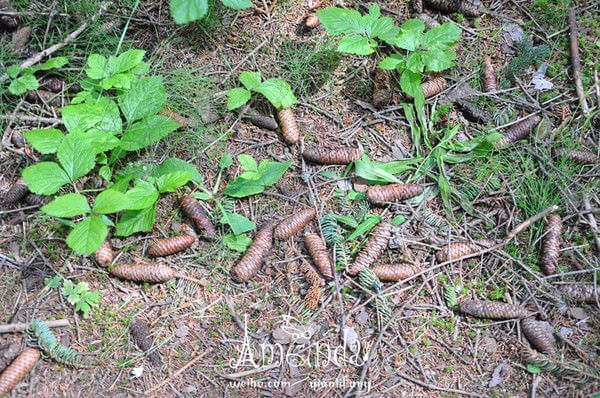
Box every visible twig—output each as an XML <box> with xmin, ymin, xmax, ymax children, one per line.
<box><xmin>0</xmin><ymin>319</ymin><xmax>70</xmax><ymax>334</ymax></box>
<box><xmin>145</xmin><ymin>351</ymin><xmax>208</xmax><ymax>394</ymax></box>
<box><xmin>0</xmin><ymin>2</ymin><xmax>113</xmax><ymax>83</ymax></box>
<box><xmin>506</xmin><ymin>205</ymin><xmax>559</xmax><ymax>240</ymax></box>
<box><xmin>219</xmin><ymin>363</ymin><xmax>279</xmax><ymax>379</ymax></box>
<box><xmin>582</xmin><ymin>195</ymin><xmax>600</xmax><ymax>252</ymax></box>
<box><xmin>568</xmin><ymin>9</ymin><xmax>590</xmax><ymax>116</ymax></box>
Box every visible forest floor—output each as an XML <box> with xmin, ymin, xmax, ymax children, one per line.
<box><xmin>0</xmin><ymin>0</ymin><xmax>599</xmax><ymax>397</ymax></box>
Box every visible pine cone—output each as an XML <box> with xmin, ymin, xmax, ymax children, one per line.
<box><xmin>304</xmin><ymin>232</ymin><xmax>334</xmax><ymax>280</ymax></box>
<box><xmin>303</xmin><ymin>145</ymin><xmax>362</xmax><ymax>165</ymax></box>
<box><xmin>129</xmin><ymin>318</ymin><xmax>162</xmax><ymax>365</ymax></box>
<box><xmin>148</xmin><ymin>235</ymin><xmax>196</xmax><ymax>257</ymax></box>
<box><xmin>482</xmin><ymin>56</ymin><xmax>497</xmax><ymax>92</ymax></box>
<box><xmin>0</xmin><ymin>348</ymin><xmax>40</xmax><ymax>396</ymax></box>
<box><xmin>560</xmin><ymin>285</ymin><xmax>598</xmax><ymax>303</ymax></box>
<box><xmin>372</xmin><ymin>69</ymin><xmax>395</xmax><ymax>108</ymax></box>
<box><xmin>110</xmin><ymin>263</ymin><xmax>176</xmax><ymax>283</ymax></box>
<box><xmin>372</xmin><ymin>264</ymin><xmax>420</xmax><ymax>282</ymax></box>
<box><xmin>554</xmin><ymin>149</ymin><xmax>598</xmax><ymax>165</ymax></box>
<box><xmin>424</xmin><ymin>0</ymin><xmax>461</xmax><ymax>14</ymax></box>
<box><xmin>456</xmin><ymin>100</ymin><xmax>491</xmax><ymax>124</ymax></box>
<box><xmin>95</xmin><ymin>240</ymin><xmax>113</xmax><ymax>267</ymax></box>
<box><xmin>304</xmin><ymin>285</ymin><xmax>321</xmax><ymax>310</ymax></box>
<box><xmin>521</xmin><ymin>319</ymin><xmax>556</xmax><ymax>355</ymax></box>
<box><xmin>231</xmin><ymin>223</ymin><xmax>274</xmax><ymax>282</ymax></box>
<box><xmin>366</xmin><ymin>183</ymin><xmax>424</xmax><ymax>206</ymax></box>
<box><xmin>277</xmin><ymin>108</ymin><xmax>300</xmax><ymax>145</ymax></box>
<box><xmin>460</xmin><ymin>300</ymin><xmax>533</xmax><ymax>319</ymax></box>
<box><xmin>435</xmin><ymin>239</ymin><xmax>495</xmax><ymax>263</ymax></box>
<box><xmin>3</xmin><ymin>177</ymin><xmax>28</xmax><ymax>204</ymax></box>
<box><xmin>347</xmin><ymin>221</ymin><xmax>392</xmax><ymax>275</ymax></box>
<box><xmin>274</xmin><ymin>208</ymin><xmax>316</xmax><ymax>240</ymax></box>
<box><xmin>539</xmin><ymin>214</ymin><xmax>561</xmax><ymax>275</ymax></box>
<box><xmin>180</xmin><ymin>195</ymin><xmax>217</xmax><ymax>239</ymax></box>
<box><xmin>422</xmin><ymin>77</ymin><xmax>448</xmax><ymax>98</ymax></box>
<box><xmin>300</xmin><ymin>262</ymin><xmax>325</xmax><ymax>287</ymax></box>
<box><xmin>496</xmin><ymin>115</ymin><xmax>541</xmax><ymax>148</ymax></box>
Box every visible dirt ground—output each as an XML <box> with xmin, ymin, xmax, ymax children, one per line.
<box><xmin>1</xmin><ymin>0</ymin><xmax>599</xmax><ymax>397</ymax></box>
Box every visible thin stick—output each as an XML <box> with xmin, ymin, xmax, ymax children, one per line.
<box><xmin>0</xmin><ymin>319</ymin><xmax>70</xmax><ymax>334</ymax></box>
<box><xmin>582</xmin><ymin>195</ymin><xmax>600</xmax><ymax>253</ymax></box>
<box><xmin>0</xmin><ymin>2</ymin><xmax>113</xmax><ymax>83</ymax></box>
<box><xmin>568</xmin><ymin>9</ymin><xmax>590</xmax><ymax>116</ymax></box>
<box><xmin>506</xmin><ymin>205</ymin><xmax>559</xmax><ymax>240</ymax></box>
<box><xmin>145</xmin><ymin>351</ymin><xmax>207</xmax><ymax>394</ymax></box>
<box><xmin>219</xmin><ymin>363</ymin><xmax>279</xmax><ymax>379</ymax></box>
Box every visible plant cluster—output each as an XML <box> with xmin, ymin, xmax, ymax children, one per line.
<box><xmin>170</xmin><ymin>0</ymin><xmax>252</xmax><ymax>25</ymax></box>
<box><xmin>6</xmin><ymin>56</ymin><xmax>68</xmax><ymax>95</ymax></box>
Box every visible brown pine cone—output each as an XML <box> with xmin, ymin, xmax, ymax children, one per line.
<box><xmin>482</xmin><ymin>56</ymin><xmax>497</xmax><ymax>92</ymax></box>
<box><xmin>521</xmin><ymin>319</ymin><xmax>556</xmax><ymax>355</ymax></box>
<box><xmin>303</xmin><ymin>145</ymin><xmax>362</xmax><ymax>165</ymax></box>
<box><xmin>277</xmin><ymin>108</ymin><xmax>300</xmax><ymax>145</ymax></box>
<box><xmin>25</xmin><ymin>89</ymin><xmax>62</xmax><ymax>107</ymax></box>
<box><xmin>435</xmin><ymin>239</ymin><xmax>495</xmax><ymax>263</ymax></box>
<box><xmin>231</xmin><ymin>223</ymin><xmax>274</xmax><ymax>282</ymax></box>
<box><xmin>560</xmin><ymin>285</ymin><xmax>598</xmax><ymax>303</ymax></box>
<box><xmin>554</xmin><ymin>149</ymin><xmax>598</xmax><ymax>165</ymax></box>
<box><xmin>129</xmin><ymin>318</ymin><xmax>162</xmax><ymax>365</ymax></box>
<box><xmin>456</xmin><ymin>100</ymin><xmax>491</xmax><ymax>124</ymax></box>
<box><xmin>457</xmin><ymin>0</ymin><xmax>481</xmax><ymax>17</ymax></box>
<box><xmin>3</xmin><ymin>177</ymin><xmax>28</xmax><ymax>204</ymax></box>
<box><xmin>300</xmin><ymin>262</ymin><xmax>325</xmax><ymax>287</ymax></box>
<box><xmin>424</xmin><ymin>0</ymin><xmax>461</xmax><ymax>14</ymax></box>
<box><xmin>147</xmin><ymin>235</ymin><xmax>196</xmax><ymax>257</ymax></box>
<box><xmin>274</xmin><ymin>208</ymin><xmax>316</xmax><ymax>240</ymax></box>
<box><xmin>347</xmin><ymin>221</ymin><xmax>392</xmax><ymax>275</ymax></box>
<box><xmin>304</xmin><ymin>232</ymin><xmax>333</xmax><ymax>280</ymax></box>
<box><xmin>0</xmin><ymin>348</ymin><xmax>40</xmax><ymax>396</ymax></box>
<box><xmin>95</xmin><ymin>240</ymin><xmax>113</xmax><ymax>267</ymax></box>
<box><xmin>366</xmin><ymin>183</ymin><xmax>424</xmax><ymax>206</ymax></box>
<box><xmin>110</xmin><ymin>263</ymin><xmax>176</xmax><ymax>283</ymax></box>
<box><xmin>24</xmin><ymin>194</ymin><xmax>49</xmax><ymax>206</ymax></box>
<box><xmin>460</xmin><ymin>300</ymin><xmax>533</xmax><ymax>319</ymax></box>
<box><xmin>304</xmin><ymin>285</ymin><xmax>321</xmax><ymax>310</ymax></box>
<box><xmin>539</xmin><ymin>214</ymin><xmax>561</xmax><ymax>275</ymax></box>
<box><xmin>180</xmin><ymin>195</ymin><xmax>217</xmax><ymax>239</ymax></box>
<box><xmin>496</xmin><ymin>115</ymin><xmax>541</xmax><ymax>149</ymax></box>
<box><xmin>372</xmin><ymin>264</ymin><xmax>420</xmax><ymax>282</ymax></box>
<box><xmin>422</xmin><ymin>77</ymin><xmax>448</xmax><ymax>98</ymax></box>
<box><xmin>372</xmin><ymin>69</ymin><xmax>394</xmax><ymax>108</ymax></box>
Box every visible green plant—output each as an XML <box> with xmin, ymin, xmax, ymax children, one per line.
<box><xmin>27</xmin><ymin>319</ymin><xmax>86</xmax><ymax>367</ymax></box>
<box><xmin>44</xmin><ymin>276</ymin><xmax>101</xmax><ymax>317</ymax></box>
<box><xmin>170</xmin><ymin>0</ymin><xmax>252</xmax><ymax>24</ymax></box>
<box><xmin>502</xmin><ymin>37</ymin><xmax>550</xmax><ymax>87</ymax></box>
<box><xmin>20</xmin><ymin>49</ymin><xmax>199</xmax><ymax>255</ymax></box>
<box><xmin>226</xmin><ymin>71</ymin><xmax>297</xmax><ymax>112</ymax></box>
<box><xmin>5</xmin><ymin>57</ymin><xmax>69</xmax><ymax>95</ymax></box>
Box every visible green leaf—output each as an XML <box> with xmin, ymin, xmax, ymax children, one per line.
<box><xmin>405</xmin><ymin>52</ymin><xmax>423</xmax><ymax>73</ymax></box>
<box><xmin>109</xmin><ymin>49</ymin><xmax>146</xmax><ymax>74</ymax></box>
<box><xmin>526</xmin><ymin>364</ymin><xmax>542</xmax><ymax>374</ymax></box>
<box><xmin>32</xmin><ymin>56</ymin><xmax>69</xmax><ymax>72</ymax></box>
<box><xmin>124</xmin><ymin>181</ymin><xmax>159</xmax><ymax>210</ymax></box>
<box><xmin>41</xmin><ymin>193</ymin><xmax>91</xmax><ymax>218</ymax></box>
<box><xmin>192</xmin><ymin>192</ymin><xmax>212</xmax><ymax>200</ymax></box>
<box><xmin>337</xmin><ymin>35</ymin><xmax>377</xmax><ymax>55</ymax></box>
<box><xmin>347</xmin><ymin>215</ymin><xmax>381</xmax><ymax>241</ymax></box>
<box><xmin>23</xmin><ymin>128</ymin><xmax>64</xmax><ymax>154</ymax></box>
<box><xmin>393</xmin><ymin>19</ymin><xmax>425</xmax><ymax>51</ymax></box>
<box><xmin>85</xmin><ymin>54</ymin><xmax>108</xmax><ymax>79</ymax></box>
<box><xmin>44</xmin><ymin>275</ymin><xmax>62</xmax><ymax>290</ymax></box>
<box><xmin>219</xmin><ymin>153</ymin><xmax>233</xmax><ymax>169</ymax></box>
<box><xmin>66</xmin><ymin>215</ymin><xmax>108</xmax><ymax>255</ymax></box>
<box><xmin>100</xmin><ymin>73</ymin><xmax>134</xmax><ymax>90</ymax></box>
<box><xmin>316</xmin><ymin>7</ymin><xmax>364</xmax><ymax>35</ymax></box>
<box><xmin>75</xmin><ymin>131</ymin><xmax>120</xmax><ymax>154</ymax></box>
<box><xmin>223</xmin><ymin>160</ymin><xmax>291</xmax><ymax>198</ymax></box>
<box><xmin>154</xmin><ymin>157</ymin><xmax>202</xmax><ymax>184</ymax></box>
<box><xmin>378</xmin><ymin>54</ymin><xmax>404</xmax><ymax>70</ymax></box>
<box><xmin>92</xmin><ymin>189</ymin><xmax>130</xmax><ymax>214</ymax></box>
<box><xmin>400</xmin><ymin>69</ymin><xmax>422</xmax><ymax>99</ymax></box>
<box><xmin>21</xmin><ymin>162</ymin><xmax>70</xmax><ymax>195</ymax></box>
<box><xmin>170</xmin><ymin>0</ymin><xmax>209</xmax><ymax>24</ymax></box>
<box><xmin>421</xmin><ymin>22</ymin><xmax>461</xmax><ymax>50</ymax></box>
<box><xmin>57</xmin><ymin>133</ymin><xmax>96</xmax><ymax>181</ymax></box>
<box><xmin>7</xmin><ymin>65</ymin><xmax>21</xmax><ymax>79</ymax></box>
<box><xmin>354</xmin><ymin>158</ymin><xmax>402</xmax><ymax>184</ymax></box>
<box><xmin>62</xmin><ymin>98</ymin><xmax>122</xmax><ymax>135</ymax></box>
<box><xmin>238</xmin><ymin>71</ymin><xmax>262</xmax><ymax>90</ymax></box>
<box><xmin>255</xmin><ymin>160</ymin><xmax>291</xmax><ymax>186</ymax></box>
<box><xmin>371</xmin><ymin>16</ymin><xmax>399</xmax><ymax>43</ymax></box>
<box><xmin>120</xmin><ymin>115</ymin><xmax>179</xmax><ymax>151</ymax></box>
<box><xmin>156</xmin><ymin>171</ymin><xmax>193</xmax><ymax>193</ymax></box>
<box><xmin>222</xmin><ymin>179</ymin><xmax>264</xmax><ymax>197</ymax></box>
<box><xmin>421</xmin><ymin>48</ymin><xmax>456</xmax><ymax>72</ymax></box>
<box><xmin>227</xmin><ymin>87</ymin><xmax>251</xmax><ymax>110</ymax></box>
<box><xmin>223</xmin><ymin>233</ymin><xmax>252</xmax><ymax>252</ymax></box>
<box><xmin>220</xmin><ymin>211</ymin><xmax>255</xmax><ymax>235</ymax></box>
<box><xmin>254</xmin><ymin>78</ymin><xmax>297</xmax><ymax>109</ymax></box>
<box><xmin>8</xmin><ymin>74</ymin><xmax>39</xmax><ymax>95</ymax></box>
<box><xmin>220</xmin><ymin>0</ymin><xmax>252</xmax><ymax>9</ymax></box>
<box><xmin>115</xmin><ymin>204</ymin><xmax>157</xmax><ymax>236</ymax></box>
<box><xmin>391</xmin><ymin>215</ymin><xmax>407</xmax><ymax>226</ymax></box>
<box><xmin>118</xmin><ymin>76</ymin><xmax>167</xmax><ymax>122</ymax></box>
<box><xmin>238</xmin><ymin>154</ymin><xmax>257</xmax><ymax>171</ymax></box>
<box><xmin>99</xmin><ymin>165</ymin><xmax>112</xmax><ymax>182</ymax></box>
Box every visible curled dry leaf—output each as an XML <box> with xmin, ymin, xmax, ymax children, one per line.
<box><xmin>274</xmin><ymin>208</ymin><xmax>317</xmax><ymax>240</ymax></box>
<box><xmin>372</xmin><ymin>69</ymin><xmax>395</xmax><ymax>108</ymax></box>
<box><xmin>539</xmin><ymin>214</ymin><xmax>561</xmax><ymax>275</ymax></box>
<box><xmin>347</xmin><ymin>221</ymin><xmax>392</xmax><ymax>275</ymax></box>
<box><xmin>421</xmin><ymin>77</ymin><xmax>448</xmax><ymax>98</ymax></box>
<box><xmin>560</xmin><ymin>285</ymin><xmax>598</xmax><ymax>303</ymax></box>
<box><xmin>277</xmin><ymin>108</ymin><xmax>300</xmax><ymax>145</ymax></box>
<box><xmin>554</xmin><ymin>149</ymin><xmax>598</xmax><ymax>165</ymax></box>
<box><xmin>147</xmin><ymin>235</ymin><xmax>196</xmax><ymax>257</ymax></box>
<box><xmin>303</xmin><ymin>145</ymin><xmax>362</xmax><ymax>165</ymax></box>
<box><xmin>496</xmin><ymin>115</ymin><xmax>541</xmax><ymax>149</ymax></box>
<box><xmin>231</xmin><ymin>223</ymin><xmax>274</xmax><ymax>282</ymax></box>
<box><xmin>129</xmin><ymin>318</ymin><xmax>162</xmax><ymax>366</ymax></box>
<box><xmin>0</xmin><ymin>347</ymin><xmax>40</xmax><ymax>396</ymax></box>
<box><xmin>95</xmin><ymin>240</ymin><xmax>113</xmax><ymax>267</ymax></box>
<box><xmin>460</xmin><ymin>300</ymin><xmax>533</xmax><ymax>319</ymax></box>
<box><xmin>3</xmin><ymin>177</ymin><xmax>28</xmax><ymax>204</ymax></box>
<box><xmin>482</xmin><ymin>56</ymin><xmax>497</xmax><ymax>92</ymax></box>
<box><xmin>304</xmin><ymin>285</ymin><xmax>321</xmax><ymax>310</ymax></box>
<box><xmin>300</xmin><ymin>261</ymin><xmax>325</xmax><ymax>287</ymax></box>
<box><xmin>372</xmin><ymin>263</ymin><xmax>420</xmax><ymax>282</ymax></box>
<box><xmin>180</xmin><ymin>195</ymin><xmax>217</xmax><ymax>239</ymax></box>
<box><xmin>456</xmin><ymin>100</ymin><xmax>492</xmax><ymax>124</ymax></box>
<box><xmin>366</xmin><ymin>183</ymin><xmax>424</xmax><ymax>206</ymax></box>
<box><xmin>521</xmin><ymin>319</ymin><xmax>556</xmax><ymax>355</ymax></box>
<box><xmin>435</xmin><ymin>239</ymin><xmax>495</xmax><ymax>263</ymax></box>
<box><xmin>304</xmin><ymin>232</ymin><xmax>334</xmax><ymax>280</ymax></box>
<box><xmin>110</xmin><ymin>263</ymin><xmax>176</xmax><ymax>283</ymax></box>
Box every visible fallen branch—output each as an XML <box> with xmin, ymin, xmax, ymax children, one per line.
<box><xmin>0</xmin><ymin>319</ymin><xmax>70</xmax><ymax>334</ymax></box>
<box><xmin>568</xmin><ymin>9</ymin><xmax>590</xmax><ymax>116</ymax></box>
<box><xmin>145</xmin><ymin>351</ymin><xmax>207</xmax><ymax>394</ymax></box>
<box><xmin>506</xmin><ymin>205</ymin><xmax>560</xmax><ymax>240</ymax></box>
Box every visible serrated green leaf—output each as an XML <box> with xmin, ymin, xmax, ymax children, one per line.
<box><xmin>99</xmin><ymin>165</ymin><xmax>112</xmax><ymax>182</ymax></box>
<box><xmin>57</xmin><ymin>133</ymin><xmax>95</xmax><ymax>181</ymax></box>
<box><xmin>66</xmin><ymin>215</ymin><xmax>107</xmax><ymax>255</ymax></box>
<box><xmin>124</xmin><ymin>181</ymin><xmax>159</xmax><ymax>210</ymax></box>
<box><xmin>421</xmin><ymin>48</ymin><xmax>456</xmax><ymax>72</ymax></box>
<box><xmin>393</xmin><ymin>19</ymin><xmax>425</xmax><ymax>51</ymax></box>
<box><xmin>115</xmin><ymin>203</ymin><xmax>156</xmax><ymax>236</ymax></box>
<box><xmin>223</xmin><ymin>233</ymin><xmax>252</xmax><ymax>252</ymax></box>
<box><xmin>421</xmin><ymin>22</ymin><xmax>461</xmax><ymax>50</ymax></box>
<box><xmin>337</xmin><ymin>35</ymin><xmax>377</xmax><ymax>55</ymax></box>
<box><xmin>219</xmin><ymin>153</ymin><xmax>233</xmax><ymax>169</ymax></box>
<box><xmin>170</xmin><ymin>0</ymin><xmax>209</xmax><ymax>24</ymax></box>
<box><xmin>400</xmin><ymin>69</ymin><xmax>422</xmax><ymax>99</ymax></box>
<box><xmin>154</xmin><ymin>157</ymin><xmax>202</xmax><ymax>184</ymax></box>
<box><xmin>8</xmin><ymin>74</ymin><xmax>39</xmax><ymax>95</ymax></box>
<box><xmin>7</xmin><ymin>65</ymin><xmax>21</xmax><ymax>78</ymax></box>
<box><xmin>62</xmin><ymin>98</ymin><xmax>122</xmax><ymax>135</ymax></box>
<box><xmin>254</xmin><ymin>78</ymin><xmax>297</xmax><ymax>109</ymax></box>
<box><xmin>109</xmin><ymin>49</ymin><xmax>146</xmax><ymax>75</ymax></box>
<box><xmin>120</xmin><ymin>114</ymin><xmax>179</xmax><ymax>151</ymax></box>
<box><xmin>41</xmin><ymin>193</ymin><xmax>90</xmax><ymax>218</ymax></box>
<box><xmin>32</xmin><ymin>56</ymin><xmax>68</xmax><ymax>72</ymax></box>
<box><xmin>223</xmin><ymin>160</ymin><xmax>291</xmax><ymax>197</ymax></box>
<box><xmin>75</xmin><ymin>131</ymin><xmax>120</xmax><ymax>154</ymax></box>
<box><xmin>44</xmin><ymin>275</ymin><xmax>62</xmax><ymax>290</ymax></box>
<box><xmin>316</xmin><ymin>7</ymin><xmax>364</xmax><ymax>35</ymax></box>
<box><xmin>378</xmin><ymin>54</ymin><xmax>404</xmax><ymax>70</ymax></box>
<box><xmin>85</xmin><ymin>54</ymin><xmax>108</xmax><ymax>79</ymax></box>
<box><xmin>21</xmin><ymin>162</ymin><xmax>70</xmax><ymax>195</ymax></box>
<box><xmin>406</xmin><ymin>52</ymin><xmax>424</xmax><ymax>73</ymax></box>
<box><xmin>23</xmin><ymin>128</ymin><xmax>64</xmax><ymax>154</ymax></box>
<box><xmin>118</xmin><ymin>76</ymin><xmax>166</xmax><ymax>122</ymax></box>
<box><xmin>371</xmin><ymin>16</ymin><xmax>400</xmax><ymax>43</ymax></box>
<box><xmin>227</xmin><ymin>87</ymin><xmax>251</xmax><ymax>110</ymax></box>
<box><xmin>100</xmin><ymin>73</ymin><xmax>134</xmax><ymax>90</ymax></box>
<box><xmin>220</xmin><ymin>211</ymin><xmax>254</xmax><ymax>235</ymax></box>
<box><xmin>238</xmin><ymin>71</ymin><xmax>262</xmax><ymax>90</ymax></box>
<box><xmin>220</xmin><ymin>0</ymin><xmax>252</xmax><ymax>9</ymax></box>
<box><xmin>92</xmin><ymin>189</ymin><xmax>130</xmax><ymax>214</ymax></box>
<box><xmin>156</xmin><ymin>171</ymin><xmax>193</xmax><ymax>193</ymax></box>
<box><xmin>238</xmin><ymin>154</ymin><xmax>257</xmax><ymax>171</ymax></box>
